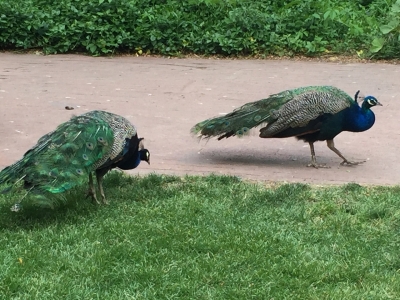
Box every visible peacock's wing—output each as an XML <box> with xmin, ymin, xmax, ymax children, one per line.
<box><xmin>259</xmin><ymin>86</ymin><xmax>353</xmax><ymax>137</ymax></box>
<box><xmin>0</xmin><ymin>113</ymin><xmax>115</xmax><ymax>194</ymax></box>
<box><xmin>82</xmin><ymin>111</ymin><xmax>138</xmax><ymax>172</ymax></box>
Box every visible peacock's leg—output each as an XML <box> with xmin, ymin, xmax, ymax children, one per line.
<box><xmin>326</xmin><ymin>139</ymin><xmax>366</xmax><ymax>166</ymax></box>
<box><xmin>95</xmin><ymin>169</ymin><xmax>109</xmax><ymax>205</ymax></box>
<box><xmin>86</xmin><ymin>173</ymin><xmax>100</xmax><ymax>204</ymax></box>
<box><xmin>307</xmin><ymin>141</ymin><xmax>330</xmax><ymax>169</ymax></box>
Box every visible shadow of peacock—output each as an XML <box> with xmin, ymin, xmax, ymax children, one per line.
<box><xmin>192</xmin><ymin>86</ymin><xmax>381</xmax><ymax>168</ymax></box>
<box><xmin>0</xmin><ymin>110</ymin><xmax>150</xmax><ymax>209</ymax></box>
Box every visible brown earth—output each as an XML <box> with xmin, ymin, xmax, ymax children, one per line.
<box><xmin>0</xmin><ymin>53</ymin><xmax>398</xmax><ymax>186</ymax></box>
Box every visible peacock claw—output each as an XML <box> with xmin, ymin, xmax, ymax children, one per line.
<box><xmin>100</xmin><ymin>193</ymin><xmax>109</xmax><ymax>205</ymax></box>
<box><xmin>340</xmin><ymin>160</ymin><xmax>366</xmax><ymax>166</ymax></box>
<box><xmin>10</xmin><ymin>203</ymin><xmax>22</xmax><ymax>212</ymax></box>
<box><xmin>86</xmin><ymin>190</ymin><xmax>100</xmax><ymax>205</ymax></box>
<box><xmin>307</xmin><ymin>163</ymin><xmax>330</xmax><ymax>169</ymax></box>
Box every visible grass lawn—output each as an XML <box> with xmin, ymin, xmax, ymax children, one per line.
<box><xmin>0</xmin><ymin>173</ymin><xmax>399</xmax><ymax>299</ymax></box>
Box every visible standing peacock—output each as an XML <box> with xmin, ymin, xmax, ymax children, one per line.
<box><xmin>191</xmin><ymin>86</ymin><xmax>381</xmax><ymax>168</ymax></box>
<box><xmin>0</xmin><ymin>110</ymin><xmax>150</xmax><ymax>208</ymax></box>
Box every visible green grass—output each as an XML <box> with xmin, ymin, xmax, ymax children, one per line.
<box><xmin>0</xmin><ymin>173</ymin><xmax>399</xmax><ymax>299</ymax></box>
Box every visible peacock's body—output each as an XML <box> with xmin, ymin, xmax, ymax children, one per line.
<box><xmin>192</xmin><ymin>86</ymin><xmax>381</xmax><ymax>168</ymax></box>
<box><xmin>0</xmin><ymin>110</ymin><xmax>150</xmax><ymax>207</ymax></box>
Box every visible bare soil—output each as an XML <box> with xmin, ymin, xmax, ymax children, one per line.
<box><xmin>0</xmin><ymin>53</ymin><xmax>398</xmax><ymax>185</ymax></box>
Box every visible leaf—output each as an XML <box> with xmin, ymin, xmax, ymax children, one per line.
<box><xmin>88</xmin><ymin>43</ymin><xmax>97</xmax><ymax>53</ymax></box>
<box><xmin>380</xmin><ymin>25</ymin><xmax>394</xmax><ymax>35</ymax></box>
<box><xmin>392</xmin><ymin>0</ymin><xmax>400</xmax><ymax>13</ymax></box>
<box><xmin>370</xmin><ymin>37</ymin><xmax>385</xmax><ymax>53</ymax></box>
<box><xmin>99</xmin><ymin>0</ymin><xmax>105</xmax><ymax>3</ymax></box>
<box><xmin>380</xmin><ymin>20</ymin><xmax>399</xmax><ymax>34</ymax></box>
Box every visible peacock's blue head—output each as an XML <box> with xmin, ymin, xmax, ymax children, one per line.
<box><xmin>140</xmin><ymin>149</ymin><xmax>150</xmax><ymax>165</ymax></box>
<box><xmin>362</xmin><ymin>96</ymin><xmax>382</xmax><ymax>109</ymax></box>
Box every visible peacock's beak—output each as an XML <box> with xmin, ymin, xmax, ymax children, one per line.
<box><xmin>377</xmin><ymin>101</ymin><xmax>383</xmax><ymax>106</ymax></box>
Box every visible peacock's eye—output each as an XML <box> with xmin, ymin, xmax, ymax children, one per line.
<box><xmin>86</xmin><ymin>142</ymin><xmax>94</xmax><ymax>150</ymax></box>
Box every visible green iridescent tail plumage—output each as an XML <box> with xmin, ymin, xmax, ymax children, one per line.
<box><xmin>0</xmin><ymin>114</ymin><xmax>114</xmax><ymax>198</ymax></box>
<box><xmin>191</xmin><ymin>96</ymin><xmax>280</xmax><ymax>139</ymax></box>
<box><xmin>191</xmin><ymin>86</ymin><xmax>354</xmax><ymax>139</ymax></box>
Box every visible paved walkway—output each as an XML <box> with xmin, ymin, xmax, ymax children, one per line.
<box><xmin>0</xmin><ymin>53</ymin><xmax>398</xmax><ymax>185</ymax></box>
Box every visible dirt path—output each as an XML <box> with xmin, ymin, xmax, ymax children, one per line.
<box><xmin>0</xmin><ymin>53</ymin><xmax>398</xmax><ymax>185</ymax></box>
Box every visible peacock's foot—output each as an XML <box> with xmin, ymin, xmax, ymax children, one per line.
<box><xmin>340</xmin><ymin>159</ymin><xmax>366</xmax><ymax>166</ymax></box>
<box><xmin>10</xmin><ymin>203</ymin><xmax>22</xmax><ymax>212</ymax></box>
<box><xmin>307</xmin><ymin>162</ymin><xmax>330</xmax><ymax>169</ymax></box>
<box><xmin>86</xmin><ymin>190</ymin><xmax>100</xmax><ymax>205</ymax></box>
<box><xmin>98</xmin><ymin>186</ymin><xmax>108</xmax><ymax>205</ymax></box>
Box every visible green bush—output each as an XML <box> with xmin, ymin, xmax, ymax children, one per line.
<box><xmin>370</xmin><ymin>0</ymin><xmax>400</xmax><ymax>58</ymax></box>
<box><xmin>0</xmin><ymin>0</ymin><xmax>397</xmax><ymax>58</ymax></box>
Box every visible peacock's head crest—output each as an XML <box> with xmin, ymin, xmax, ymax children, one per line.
<box><xmin>354</xmin><ymin>90</ymin><xmax>365</xmax><ymax>103</ymax></box>
<box><xmin>363</xmin><ymin>96</ymin><xmax>382</xmax><ymax>108</ymax></box>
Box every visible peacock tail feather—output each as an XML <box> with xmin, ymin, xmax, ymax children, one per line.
<box><xmin>191</xmin><ymin>86</ymin><xmax>354</xmax><ymax>140</ymax></box>
<box><xmin>0</xmin><ymin>110</ymin><xmax>137</xmax><ymax>199</ymax></box>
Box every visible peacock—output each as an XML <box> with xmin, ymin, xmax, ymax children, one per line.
<box><xmin>191</xmin><ymin>86</ymin><xmax>381</xmax><ymax>168</ymax></box>
<box><xmin>0</xmin><ymin>110</ymin><xmax>150</xmax><ymax>209</ymax></box>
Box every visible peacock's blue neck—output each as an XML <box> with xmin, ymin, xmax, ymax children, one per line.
<box><xmin>344</xmin><ymin>104</ymin><xmax>375</xmax><ymax>132</ymax></box>
<box><xmin>130</xmin><ymin>152</ymin><xmax>142</xmax><ymax>169</ymax></box>
<box><xmin>117</xmin><ymin>151</ymin><xmax>141</xmax><ymax>170</ymax></box>
<box><xmin>132</xmin><ymin>153</ymin><xmax>142</xmax><ymax>169</ymax></box>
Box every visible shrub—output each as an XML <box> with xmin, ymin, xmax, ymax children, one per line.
<box><xmin>370</xmin><ymin>0</ymin><xmax>400</xmax><ymax>58</ymax></box>
<box><xmin>0</xmin><ymin>0</ymin><xmax>397</xmax><ymax>58</ymax></box>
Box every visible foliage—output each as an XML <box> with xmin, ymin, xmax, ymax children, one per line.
<box><xmin>0</xmin><ymin>173</ymin><xmax>399</xmax><ymax>298</ymax></box>
<box><xmin>0</xmin><ymin>0</ymin><xmax>398</xmax><ymax>58</ymax></box>
<box><xmin>370</xmin><ymin>0</ymin><xmax>400</xmax><ymax>57</ymax></box>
